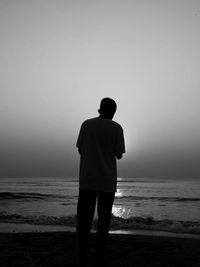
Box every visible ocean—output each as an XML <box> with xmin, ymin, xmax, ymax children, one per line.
<box><xmin>0</xmin><ymin>177</ymin><xmax>200</xmax><ymax>235</ymax></box>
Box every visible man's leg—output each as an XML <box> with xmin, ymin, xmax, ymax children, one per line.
<box><xmin>96</xmin><ymin>191</ymin><xmax>115</xmax><ymax>263</ymax></box>
<box><xmin>76</xmin><ymin>190</ymin><xmax>97</xmax><ymax>266</ymax></box>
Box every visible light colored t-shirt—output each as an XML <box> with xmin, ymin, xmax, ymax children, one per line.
<box><xmin>76</xmin><ymin>117</ymin><xmax>125</xmax><ymax>192</ymax></box>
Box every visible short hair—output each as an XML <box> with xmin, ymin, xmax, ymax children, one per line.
<box><xmin>100</xmin><ymin>98</ymin><xmax>117</xmax><ymax>114</ymax></box>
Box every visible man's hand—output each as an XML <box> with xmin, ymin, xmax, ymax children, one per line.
<box><xmin>116</xmin><ymin>154</ymin><xmax>122</xmax><ymax>160</ymax></box>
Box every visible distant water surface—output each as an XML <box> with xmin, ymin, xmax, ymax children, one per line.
<box><xmin>0</xmin><ymin>177</ymin><xmax>200</xmax><ymax>235</ymax></box>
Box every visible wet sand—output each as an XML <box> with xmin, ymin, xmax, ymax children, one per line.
<box><xmin>0</xmin><ymin>231</ymin><xmax>200</xmax><ymax>266</ymax></box>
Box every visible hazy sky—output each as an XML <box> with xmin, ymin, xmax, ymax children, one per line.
<box><xmin>1</xmin><ymin>0</ymin><xmax>200</xmax><ymax>179</ymax></box>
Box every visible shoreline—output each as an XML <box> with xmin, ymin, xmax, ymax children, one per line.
<box><xmin>1</xmin><ymin>231</ymin><xmax>200</xmax><ymax>266</ymax></box>
<box><xmin>0</xmin><ymin>222</ymin><xmax>200</xmax><ymax>239</ymax></box>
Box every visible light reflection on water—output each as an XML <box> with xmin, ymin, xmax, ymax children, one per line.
<box><xmin>115</xmin><ymin>188</ymin><xmax>123</xmax><ymax>198</ymax></box>
<box><xmin>112</xmin><ymin>205</ymin><xmax>127</xmax><ymax>217</ymax></box>
<box><xmin>113</xmin><ymin>188</ymin><xmax>131</xmax><ymax>218</ymax></box>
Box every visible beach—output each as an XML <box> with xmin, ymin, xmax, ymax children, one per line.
<box><xmin>1</xmin><ymin>231</ymin><xmax>200</xmax><ymax>267</ymax></box>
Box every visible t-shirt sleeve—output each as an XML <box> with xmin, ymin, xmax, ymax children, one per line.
<box><xmin>76</xmin><ymin>123</ymin><xmax>84</xmax><ymax>149</ymax></box>
<box><xmin>115</xmin><ymin>127</ymin><xmax>125</xmax><ymax>155</ymax></box>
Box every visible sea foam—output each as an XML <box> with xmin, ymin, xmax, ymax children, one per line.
<box><xmin>0</xmin><ymin>211</ymin><xmax>200</xmax><ymax>235</ymax></box>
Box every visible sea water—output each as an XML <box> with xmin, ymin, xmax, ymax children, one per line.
<box><xmin>0</xmin><ymin>177</ymin><xmax>200</xmax><ymax>235</ymax></box>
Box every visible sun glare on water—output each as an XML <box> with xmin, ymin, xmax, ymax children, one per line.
<box><xmin>112</xmin><ymin>188</ymin><xmax>127</xmax><ymax>217</ymax></box>
<box><xmin>112</xmin><ymin>206</ymin><xmax>127</xmax><ymax>218</ymax></box>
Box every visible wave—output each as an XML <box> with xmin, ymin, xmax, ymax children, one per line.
<box><xmin>110</xmin><ymin>215</ymin><xmax>200</xmax><ymax>235</ymax></box>
<box><xmin>0</xmin><ymin>211</ymin><xmax>200</xmax><ymax>235</ymax></box>
<box><xmin>1</xmin><ymin>192</ymin><xmax>199</xmax><ymax>204</ymax></box>
<box><xmin>115</xmin><ymin>195</ymin><xmax>200</xmax><ymax>202</ymax></box>
<box><xmin>117</xmin><ymin>179</ymin><xmax>166</xmax><ymax>183</ymax></box>
<box><xmin>1</xmin><ymin>192</ymin><xmax>200</xmax><ymax>205</ymax></box>
<box><xmin>0</xmin><ymin>211</ymin><xmax>76</xmax><ymax>226</ymax></box>
<box><xmin>0</xmin><ymin>192</ymin><xmax>73</xmax><ymax>201</ymax></box>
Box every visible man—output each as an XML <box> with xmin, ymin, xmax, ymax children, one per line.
<box><xmin>76</xmin><ymin>97</ymin><xmax>125</xmax><ymax>267</ymax></box>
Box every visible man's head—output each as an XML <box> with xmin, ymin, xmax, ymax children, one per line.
<box><xmin>98</xmin><ymin>97</ymin><xmax>117</xmax><ymax>119</ymax></box>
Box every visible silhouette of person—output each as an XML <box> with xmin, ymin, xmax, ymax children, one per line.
<box><xmin>76</xmin><ymin>97</ymin><xmax>125</xmax><ymax>267</ymax></box>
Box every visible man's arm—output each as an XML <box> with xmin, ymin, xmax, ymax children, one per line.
<box><xmin>77</xmin><ymin>122</ymin><xmax>85</xmax><ymax>155</ymax></box>
<box><xmin>115</xmin><ymin>126</ymin><xmax>125</xmax><ymax>160</ymax></box>
<box><xmin>116</xmin><ymin>154</ymin><xmax>122</xmax><ymax>160</ymax></box>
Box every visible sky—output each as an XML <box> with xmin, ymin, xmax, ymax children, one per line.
<box><xmin>0</xmin><ymin>0</ymin><xmax>200</xmax><ymax>179</ymax></box>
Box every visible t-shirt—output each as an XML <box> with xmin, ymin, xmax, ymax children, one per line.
<box><xmin>76</xmin><ymin>117</ymin><xmax>125</xmax><ymax>192</ymax></box>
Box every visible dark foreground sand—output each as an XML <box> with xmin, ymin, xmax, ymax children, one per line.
<box><xmin>0</xmin><ymin>231</ymin><xmax>200</xmax><ymax>267</ymax></box>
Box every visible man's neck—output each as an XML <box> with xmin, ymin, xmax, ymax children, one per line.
<box><xmin>99</xmin><ymin>115</ymin><xmax>113</xmax><ymax>120</ymax></box>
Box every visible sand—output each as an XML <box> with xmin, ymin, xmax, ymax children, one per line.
<box><xmin>0</xmin><ymin>231</ymin><xmax>200</xmax><ymax>267</ymax></box>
